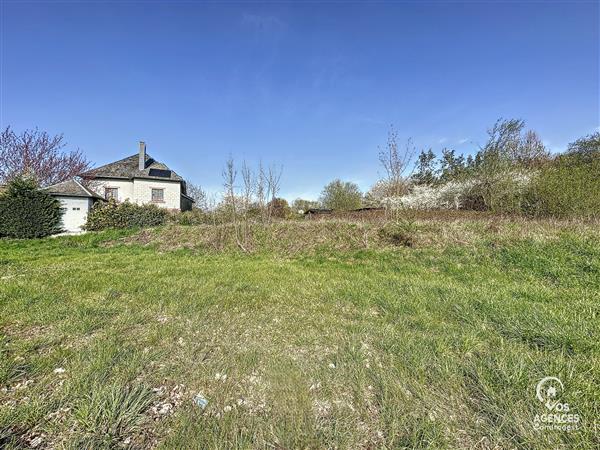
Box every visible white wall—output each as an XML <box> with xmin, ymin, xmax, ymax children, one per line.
<box><xmin>89</xmin><ymin>178</ymin><xmax>182</xmax><ymax>210</ymax></box>
<box><xmin>56</xmin><ymin>197</ymin><xmax>92</xmax><ymax>232</ymax></box>
<box><xmin>89</xmin><ymin>179</ymin><xmax>134</xmax><ymax>202</ymax></box>
<box><xmin>133</xmin><ymin>179</ymin><xmax>181</xmax><ymax>209</ymax></box>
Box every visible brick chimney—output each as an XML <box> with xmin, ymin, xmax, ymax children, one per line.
<box><xmin>139</xmin><ymin>141</ymin><xmax>146</xmax><ymax>171</ymax></box>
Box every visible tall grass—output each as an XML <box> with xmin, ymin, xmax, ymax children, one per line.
<box><xmin>1</xmin><ymin>217</ymin><xmax>599</xmax><ymax>448</ymax></box>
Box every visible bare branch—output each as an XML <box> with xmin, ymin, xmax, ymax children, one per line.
<box><xmin>377</xmin><ymin>126</ymin><xmax>414</xmax><ymax>196</ymax></box>
<box><xmin>0</xmin><ymin>126</ymin><xmax>92</xmax><ymax>186</ymax></box>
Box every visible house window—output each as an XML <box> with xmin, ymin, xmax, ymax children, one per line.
<box><xmin>151</xmin><ymin>188</ymin><xmax>164</xmax><ymax>203</ymax></box>
<box><xmin>105</xmin><ymin>187</ymin><xmax>118</xmax><ymax>200</ymax></box>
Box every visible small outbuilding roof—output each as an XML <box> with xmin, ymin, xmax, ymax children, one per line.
<box><xmin>304</xmin><ymin>208</ymin><xmax>333</xmax><ymax>215</ymax></box>
<box><xmin>81</xmin><ymin>154</ymin><xmax>184</xmax><ymax>182</ymax></box>
<box><xmin>353</xmin><ymin>207</ymin><xmax>385</xmax><ymax>212</ymax></box>
<box><xmin>45</xmin><ymin>179</ymin><xmax>104</xmax><ymax>199</ymax></box>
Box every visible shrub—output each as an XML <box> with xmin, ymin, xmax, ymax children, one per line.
<box><xmin>380</xmin><ymin>180</ymin><xmax>477</xmax><ymax>210</ymax></box>
<box><xmin>379</xmin><ymin>171</ymin><xmax>533</xmax><ymax>214</ymax></box>
<box><xmin>525</xmin><ymin>153</ymin><xmax>600</xmax><ymax>218</ymax></box>
<box><xmin>268</xmin><ymin>197</ymin><xmax>292</xmax><ymax>218</ymax></box>
<box><xmin>378</xmin><ymin>221</ymin><xmax>416</xmax><ymax>247</ymax></box>
<box><xmin>0</xmin><ymin>177</ymin><xmax>62</xmax><ymax>238</ymax></box>
<box><xmin>170</xmin><ymin>209</ymin><xmax>211</xmax><ymax>225</ymax></box>
<box><xmin>469</xmin><ymin>170</ymin><xmax>532</xmax><ymax>214</ymax></box>
<box><xmin>85</xmin><ymin>200</ymin><xmax>168</xmax><ymax>231</ymax></box>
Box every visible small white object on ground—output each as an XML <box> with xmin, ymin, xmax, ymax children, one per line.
<box><xmin>53</xmin><ymin>368</ymin><xmax>66</xmax><ymax>374</ymax></box>
<box><xmin>214</xmin><ymin>373</ymin><xmax>227</xmax><ymax>382</ymax></box>
<box><xmin>30</xmin><ymin>436</ymin><xmax>43</xmax><ymax>448</ymax></box>
<box><xmin>193</xmin><ymin>393</ymin><xmax>209</xmax><ymax>409</ymax></box>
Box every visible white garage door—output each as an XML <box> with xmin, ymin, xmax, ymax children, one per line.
<box><xmin>56</xmin><ymin>197</ymin><xmax>92</xmax><ymax>233</ymax></box>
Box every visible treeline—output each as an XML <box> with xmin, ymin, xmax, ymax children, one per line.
<box><xmin>293</xmin><ymin>119</ymin><xmax>600</xmax><ymax>218</ymax></box>
<box><xmin>402</xmin><ymin>119</ymin><xmax>600</xmax><ymax>217</ymax></box>
<box><xmin>2</xmin><ymin>119</ymin><xmax>599</xmax><ymax>239</ymax></box>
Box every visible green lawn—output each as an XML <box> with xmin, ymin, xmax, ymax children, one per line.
<box><xmin>1</xmin><ymin>220</ymin><xmax>599</xmax><ymax>449</ymax></box>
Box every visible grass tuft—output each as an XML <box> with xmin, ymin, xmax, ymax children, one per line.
<box><xmin>73</xmin><ymin>383</ymin><xmax>154</xmax><ymax>448</ymax></box>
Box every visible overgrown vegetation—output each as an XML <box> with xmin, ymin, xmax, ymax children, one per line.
<box><xmin>367</xmin><ymin>121</ymin><xmax>600</xmax><ymax>219</ymax></box>
<box><xmin>0</xmin><ymin>177</ymin><xmax>62</xmax><ymax>238</ymax></box>
<box><xmin>525</xmin><ymin>147</ymin><xmax>600</xmax><ymax>218</ymax></box>
<box><xmin>1</xmin><ymin>217</ymin><xmax>598</xmax><ymax>448</ymax></box>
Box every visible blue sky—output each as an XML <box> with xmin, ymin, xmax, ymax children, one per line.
<box><xmin>1</xmin><ymin>1</ymin><xmax>598</xmax><ymax>200</ymax></box>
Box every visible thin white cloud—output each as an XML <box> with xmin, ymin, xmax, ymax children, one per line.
<box><xmin>457</xmin><ymin>138</ymin><xmax>469</xmax><ymax>144</ymax></box>
<box><xmin>438</xmin><ymin>138</ymin><xmax>448</xmax><ymax>144</ymax></box>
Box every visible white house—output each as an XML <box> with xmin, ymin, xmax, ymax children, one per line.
<box><xmin>44</xmin><ymin>179</ymin><xmax>104</xmax><ymax>233</ymax></box>
<box><xmin>46</xmin><ymin>141</ymin><xmax>194</xmax><ymax>232</ymax></box>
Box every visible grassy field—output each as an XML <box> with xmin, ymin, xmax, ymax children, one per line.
<box><xmin>1</xmin><ymin>217</ymin><xmax>599</xmax><ymax>449</ymax></box>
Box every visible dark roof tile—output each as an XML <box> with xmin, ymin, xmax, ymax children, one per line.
<box><xmin>45</xmin><ymin>179</ymin><xmax>104</xmax><ymax>199</ymax></box>
<box><xmin>81</xmin><ymin>154</ymin><xmax>183</xmax><ymax>182</ymax></box>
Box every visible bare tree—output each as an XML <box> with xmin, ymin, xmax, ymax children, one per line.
<box><xmin>222</xmin><ymin>156</ymin><xmax>247</xmax><ymax>252</ymax></box>
<box><xmin>241</xmin><ymin>161</ymin><xmax>255</xmax><ymax>212</ymax></box>
<box><xmin>474</xmin><ymin>118</ymin><xmax>549</xmax><ymax>212</ymax></box>
<box><xmin>266</xmin><ymin>164</ymin><xmax>283</xmax><ymax>222</ymax></box>
<box><xmin>378</xmin><ymin>126</ymin><xmax>415</xmax><ymax>197</ymax></box>
<box><xmin>483</xmin><ymin>118</ymin><xmax>524</xmax><ymax>159</ymax></box>
<box><xmin>240</xmin><ymin>161</ymin><xmax>255</xmax><ymax>242</ymax></box>
<box><xmin>185</xmin><ymin>180</ymin><xmax>208</xmax><ymax>210</ymax></box>
<box><xmin>256</xmin><ymin>161</ymin><xmax>267</xmax><ymax>223</ymax></box>
<box><xmin>567</xmin><ymin>131</ymin><xmax>600</xmax><ymax>157</ymax></box>
<box><xmin>0</xmin><ymin>126</ymin><xmax>92</xmax><ymax>186</ymax></box>
<box><xmin>222</xmin><ymin>156</ymin><xmax>238</xmax><ymax>222</ymax></box>
<box><xmin>518</xmin><ymin>130</ymin><xmax>550</xmax><ymax>167</ymax></box>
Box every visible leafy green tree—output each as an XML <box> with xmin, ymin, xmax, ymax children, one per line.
<box><xmin>412</xmin><ymin>149</ymin><xmax>438</xmax><ymax>185</ymax></box>
<box><xmin>319</xmin><ymin>179</ymin><xmax>363</xmax><ymax>210</ymax></box>
<box><xmin>439</xmin><ymin>148</ymin><xmax>466</xmax><ymax>182</ymax></box>
<box><xmin>0</xmin><ymin>176</ymin><xmax>62</xmax><ymax>238</ymax></box>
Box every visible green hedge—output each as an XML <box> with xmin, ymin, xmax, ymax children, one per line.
<box><xmin>85</xmin><ymin>200</ymin><xmax>169</xmax><ymax>231</ymax></box>
<box><xmin>0</xmin><ymin>177</ymin><xmax>63</xmax><ymax>238</ymax></box>
<box><xmin>526</xmin><ymin>153</ymin><xmax>600</xmax><ymax>218</ymax></box>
